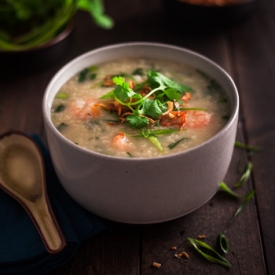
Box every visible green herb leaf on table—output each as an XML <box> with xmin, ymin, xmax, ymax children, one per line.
<box><xmin>234</xmin><ymin>141</ymin><xmax>261</xmax><ymax>155</ymax></box>
<box><xmin>219</xmin><ymin>182</ymin><xmax>241</xmax><ymax>199</ymax></box>
<box><xmin>230</xmin><ymin>190</ymin><xmax>256</xmax><ymax>223</ymax></box>
<box><xmin>188</xmin><ymin>238</ymin><xmax>232</xmax><ymax>268</ymax></box>
<box><xmin>234</xmin><ymin>161</ymin><xmax>253</xmax><ymax>188</ymax></box>
<box><xmin>218</xmin><ymin>233</ymin><xmax>229</xmax><ymax>254</ymax></box>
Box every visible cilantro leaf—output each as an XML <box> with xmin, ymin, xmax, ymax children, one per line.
<box><xmin>113</xmin><ymin>76</ymin><xmax>139</xmax><ymax>102</ymax></box>
<box><xmin>126</xmin><ymin>113</ymin><xmax>149</xmax><ymax>128</ymax></box>
<box><xmin>138</xmin><ymin>98</ymin><xmax>163</xmax><ymax>119</ymax></box>
<box><xmin>164</xmin><ymin>88</ymin><xmax>182</xmax><ymax>101</ymax></box>
<box><xmin>147</xmin><ymin>70</ymin><xmax>192</xmax><ymax>94</ymax></box>
<box><xmin>113</xmin><ymin>76</ymin><xmax>125</xmax><ymax>86</ymax></box>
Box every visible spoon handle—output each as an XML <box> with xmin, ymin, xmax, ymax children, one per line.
<box><xmin>27</xmin><ymin>198</ymin><xmax>66</xmax><ymax>254</ymax></box>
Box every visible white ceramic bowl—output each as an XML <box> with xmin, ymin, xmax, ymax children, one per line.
<box><xmin>43</xmin><ymin>42</ymin><xmax>239</xmax><ymax>224</ymax></box>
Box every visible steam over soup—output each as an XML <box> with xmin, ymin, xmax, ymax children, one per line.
<box><xmin>51</xmin><ymin>58</ymin><xmax>231</xmax><ymax>158</ymax></box>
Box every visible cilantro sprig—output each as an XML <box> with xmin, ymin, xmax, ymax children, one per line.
<box><xmin>100</xmin><ymin>71</ymin><xmax>192</xmax><ymax>129</ymax></box>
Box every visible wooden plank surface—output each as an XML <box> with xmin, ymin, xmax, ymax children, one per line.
<box><xmin>227</xmin><ymin>1</ymin><xmax>275</xmax><ymax>274</ymax></box>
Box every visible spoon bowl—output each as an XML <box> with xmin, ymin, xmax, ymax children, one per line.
<box><xmin>0</xmin><ymin>132</ymin><xmax>66</xmax><ymax>254</ymax></box>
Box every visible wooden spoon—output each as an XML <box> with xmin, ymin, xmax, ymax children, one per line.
<box><xmin>0</xmin><ymin>132</ymin><xmax>66</xmax><ymax>254</ymax></box>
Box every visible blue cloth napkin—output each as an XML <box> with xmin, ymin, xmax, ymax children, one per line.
<box><xmin>0</xmin><ymin>134</ymin><xmax>105</xmax><ymax>275</ymax></box>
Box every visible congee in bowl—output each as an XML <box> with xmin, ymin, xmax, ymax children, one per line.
<box><xmin>51</xmin><ymin>58</ymin><xmax>230</xmax><ymax>158</ymax></box>
<box><xmin>43</xmin><ymin>42</ymin><xmax>239</xmax><ymax>223</ymax></box>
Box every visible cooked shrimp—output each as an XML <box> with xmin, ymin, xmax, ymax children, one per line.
<box><xmin>185</xmin><ymin>110</ymin><xmax>211</xmax><ymax>128</ymax></box>
<box><xmin>113</xmin><ymin>132</ymin><xmax>129</xmax><ymax>151</ymax></box>
<box><xmin>70</xmin><ymin>98</ymin><xmax>99</xmax><ymax>119</ymax></box>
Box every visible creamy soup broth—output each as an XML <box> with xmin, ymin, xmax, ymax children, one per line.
<box><xmin>51</xmin><ymin>58</ymin><xmax>231</xmax><ymax>158</ymax></box>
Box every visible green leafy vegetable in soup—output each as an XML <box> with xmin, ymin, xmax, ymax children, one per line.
<box><xmin>51</xmin><ymin>58</ymin><xmax>231</xmax><ymax>158</ymax></box>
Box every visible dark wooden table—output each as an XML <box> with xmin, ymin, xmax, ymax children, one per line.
<box><xmin>1</xmin><ymin>0</ymin><xmax>274</xmax><ymax>274</ymax></box>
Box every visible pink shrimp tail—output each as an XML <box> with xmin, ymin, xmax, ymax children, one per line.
<box><xmin>185</xmin><ymin>111</ymin><xmax>211</xmax><ymax>128</ymax></box>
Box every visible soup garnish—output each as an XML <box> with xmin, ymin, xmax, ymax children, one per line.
<box><xmin>51</xmin><ymin>58</ymin><xmax>230</xmax><ymax>157</ymax></box>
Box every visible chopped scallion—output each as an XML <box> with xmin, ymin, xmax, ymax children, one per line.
<box><xmin>90</xmin><ymin>73</ymin><xmax>97</xmax><ymax>80</ymax></box>
<box><xmin>222</xmin><ymin>115</ymin><xmax>230</xmax><ymax>120</ymax></box>
<box><xmin>78</xmin><ymin>68</ymin><xmax>90</xmax><ymax>82</ymax></box>
<box><xmin>234</xmin><ymin>141</ymin><xmax>261</xmax><ymax>155</ymax></box>
<box><xmin>188</xmin><ymin>238</ymin><xmax>232</xmax><ymax>268</ymax></box>
<box><xmin>219</xmin><ymin>182</ymin><xmax>241</xmax><ymax>199</ymax></box>
<box><xmin>56</xmin><ymin>92</ymin><xmax>68</xmax><ymax>99</ymax></box>
<box><xmin>234</xmin><ymin>162</ymin><xmax>253</xmax><ymax>188</ymax></box>
<box><xmin>89</xmin><ymin>66</ymin><xmax>98</xmax><ymax>72</ymax></box>
<box><xmin>57</xmin><ymin>122</ymin><xmax>68</xmax><ymax>131</ymax></box>
<box><xmin>54</xmin><ymin>104</ymin><xmax>66</xmax><ymax>113</ymax></box>
<box><xmin>168</xmin><ymin>138</ymin><xmax>189</xmax><ymax>149</ymax></box>
<box><xmin>218</xmin><ymin>233</ymin><xmax>229</xmax><ymax>254</ymax></box>
<box><xmin>230</xmin><ymin>190</ymin><xmax>255</xmax><ymax>222</ymax></box>
<box><xmin>147</xmin><ymin>136</ymin><xmax>163</xmax><ymax>152</ymax></box>
<box><xmin>180</xmin><ymin>107</ymin><xmax>207</xmax><ymax>111</ymax></box>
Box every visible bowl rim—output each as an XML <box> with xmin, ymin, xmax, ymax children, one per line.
<box><xmin>43</xmin><ymin>41</ymin><xmax>239</xmax><ymax>162</ymax></box>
